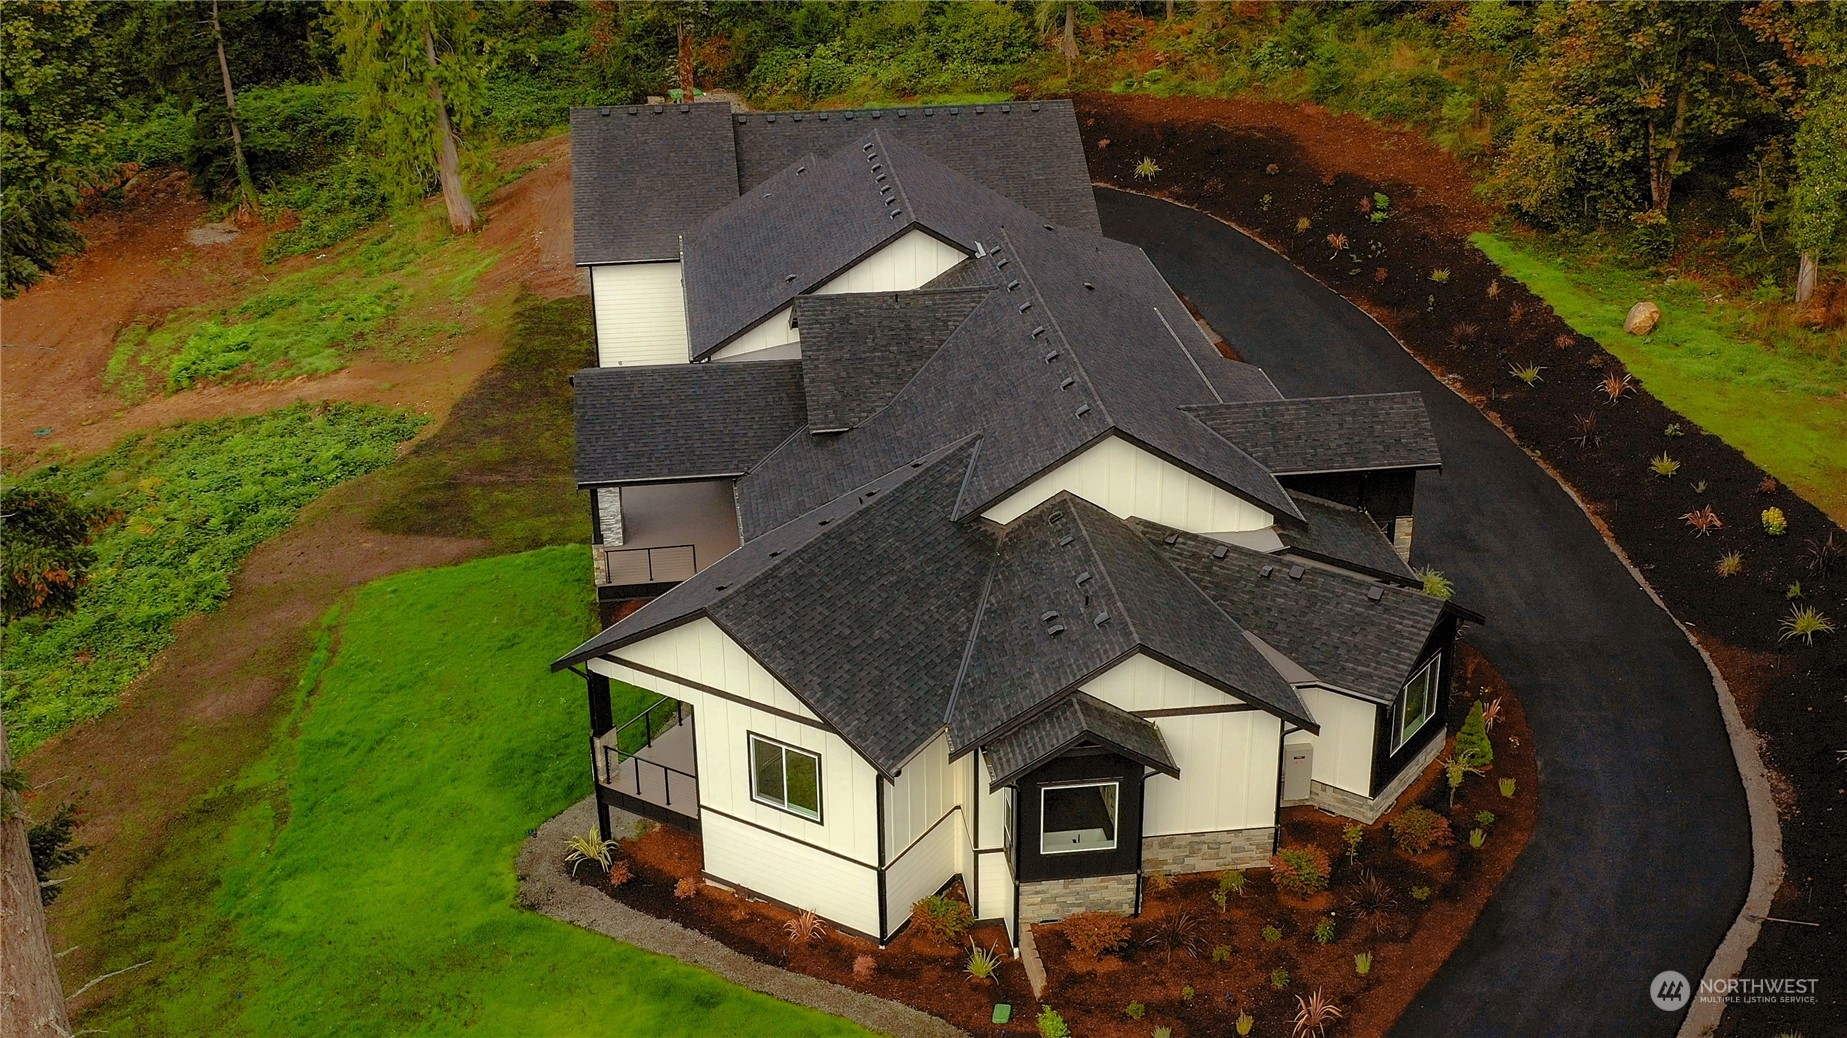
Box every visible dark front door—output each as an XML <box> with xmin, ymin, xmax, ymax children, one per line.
<box><xmin>1014</xmin><ymin>746</ymin><xmax>1145</xmax><ymax>883</ymax></box>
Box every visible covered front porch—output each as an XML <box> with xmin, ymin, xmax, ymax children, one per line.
<box><xmin>594</xmin><ymin>696</ymin><xmax>700</xmax><ymax>835</ymax></box>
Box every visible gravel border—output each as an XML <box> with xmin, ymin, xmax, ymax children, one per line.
<box><xmin>517</xmin><ymin>796</ymin><xmax>970</xmax><ymax>1038</ymax></box>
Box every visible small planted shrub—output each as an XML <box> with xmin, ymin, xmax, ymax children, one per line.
<box><xmin>1296</xmin><ymin>216</ymin><xmax>1312</xmax><ymax>232</ymax></box>
<box><xmin>1682</xmin><ymin>506</ymin><xmax>1723</xmax><ymax>536</ymax></box>
<box><xmin>1571</xmin><ymin>412</ymin><xmax>1601</xmax><ymax>449</ymax></box>
<box><xmin>1220</xmin><ymin>869</ymin><xmax>1247</xmax><ymax>897</ymax></box>
<box><xmin>1758</xmin><ymin>475</ymin><xmax>1780</xmax><ymax>494</ymax></box>
<box><xmin>1475</xmin><ymin>809</ymin><xmax>1498</xmax><ymax>829</ymax></box>
<box><xmin>1342</xmin><ymin>823</ymin><xmax>1364</xmax><ymax>864</ymax></box>
<box><xmin>964</xmin><ymin>942</ymin><xmax>1001</xmax><ymax>983</ymax></box>
<box><xmin>1693</xmin><ymin>479</ymin><xmax>1710</xmax><ymax>493</ymax></box>
<box><xmin>1146</xmin><ymin>870</ymin><xmax>1175</xmax><ymax>894</ymax></box>
<box><xmin>1036</xmin><ymin>1005</ymin><xmax>1070</xmax><ymax>1038</ymax></box>
<box><xmin>1063</xmin><ymin>910</ymin><xmax>1132</xmax><ymax>959</ymax></box>
<box><xmin>1429</xmin><ymin>268</ymin><xmax>1451</xmax><ymax>283</ymax></box>
<box><xmin>1326</xmin><ymin>232</ymin><xmax>1350</xmax><ymax>258</ymax></box>
<box><xmin>1154</xmin><ymin>1028</ymin><xmax>1173</xmax><ymax>1038</ymax></box>
<box><xmin>1469</xmin><ymin>827</ymin><xmax>1488</xmax><ymax>849</ymax></box>
<box><xmin>1134</xmin><ymin>157</ymin><xmax>1161</xmax><ymax>180</ymax></box>
<box><xmin>1762</xmin><ymin>507</ymin><xmax>1789</xmax><ymax>536</ymax></box>
<box><xmin>784</xmin><ymin>907</ymin><xmax>825</xmax><ymax>944</ymax></box>
<box><xmin>1443</xmin><ymin>749</ymin><xmax>1489</xmax><ymax>808</ymax></box>
<box><xmin>1715</xmin><ymin>552</ymin><xmax>1745</xmax><ymax>577</ymax></box>
<box><xmin>1182</xmin><ymin>984</ymin><xmax>1196</xmax><ymax>1002</ymax></box>
<box><xmin>912</xmin><ymin>894</ymin><xmax>973</xmax><ymax>943</ymax></box>
<box><xmin>563</xmin><ymin>829</ymin><xmax>617</xmax><ymax>876</ymax></box>
<box><xmin>1665</xmin><ymin>423</ymin><xmax>1685</xmax><ymax>437</ymax></box>
<box><xmin>1600</xmin><ymin>371</ymin><xmax>1634</xmax><ymax>403</ymax></box>
<box><xmin>1411</xmin><ymin>885</ymin><xmax>1433</xmax><ymax>901</ymax></box>
<box><xmin>1487</xmin><ymin>278</ymin><xmax>1502</xmax><ymax>298</ymax></box>
<box><xmin>1416</xmin><ymin>566</ymin><xmax>1455</xmax><ymax>600</ymax></box>
<box><xmin>1212</xmin><ymin>944</ymin><xmax>1233</xmax><ymax>963</ymax></box>
<box><xmin>1390</xmin><ymin>806</ymin><xmax>1455</xmax><ymax>855</ymax></box>
<box><xmin>1369</xmin><ymin>191</ymin><xmax>1391</xmax><ymax>222</ymax></box>
<box><xmin>1145</xmin><ymin>912</ymin><xmax>1207</xmax><ymax>961</ymax></box>
<box><xmin>1293</xmin><ymin>988</ymin><xmax>1344</xmax><ymax>1038</ymax></box>
<box><xmin>1237</xmin><ymin>1010</ymin><xmax>1256</xmax><ymax>1035</ymax></box>
<box><xmin>673</xmin><ymin>876</ymin><xmax>700</xmax><ymax>900</ymax></box>
<box><xmin>1354</xmin><ymin>951</ymin><xmax>1373</xmax><ymax>976</ymax></box>
<box><xmin>852</xmin><ymin>954</ymin><xmax>877</xmax><ymax>979</ymax></box>
<box><xmin>1787</xmin><ymin>581</ymin><xmax>1805</xmax><ymax>600</ymax></box>
<box><xmin>1346</xmin><ymin>870</ymin><xmax>1398</xmax><ymax>936</ymax></box>
<box><xmin>1271</xmin><ymin>966</ymin><xmax>1291</xmax><ymax>990</ymax></box>
<box><xmin>1454</xmin><ymin>702</ymin><xmax>1494</xmax><ymax>766</ymax></box>
<box><xmin>1650</xmin><ymin>452</ymin><xmax>1681</xmax><ymax>478</ymax></box>
<box><xmin>1262</xmin><ymin>924</ymin><xmax>1284</xmax><ymax>943</ymax></box>
<box><xmin>1499</xmin><ymin>777</ymin><xmax>1517</xmax><ymax>798</ymax></box>
<box><xmin>1270</xmin><ymin>845</ymin><xmax>1332</xmax><ymax>897</ymax></box>
<box><xmin>1509</xmin><ymin>363</ymin><xmax>1544</xmax><ymax>386</ymax></box>
<box><xmin>606</xmin><ymin>860</ymin><xmax>633</xmax><ymax>888</ymax></box>
<box><xmin>1211</xmin><ymin>889</ymin><xmax>1229</xmax><ymax>913</ymax></box>
<box><xmin>1779</xmin><ymin>605</ymin><xmax>1836</xmax><ymax>646</ymax></box>
<box><xmin>1480</xmin><ymin>696</ymin><xmax>1503</xmax><ymax>732</ymax></box>
<box><xmin>1803</xmin><ymin>532</ymin><xmax>1845</xmax><ymax>577</ymax></box>
<box><xmin>1312</xmin><ymin>916</ymin><xmax>1336</xmax><ymax>945</ymax></box>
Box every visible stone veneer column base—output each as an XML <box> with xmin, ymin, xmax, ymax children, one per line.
<box><xmin>1139</xmin><ymin>826</ymin><xmax>1275</xmax><ymax>875</ymax></box>
<box><xmin>1018</xmin><ymin>873</ymin><xmax>1138</xmax><ymax>924</ymax></box>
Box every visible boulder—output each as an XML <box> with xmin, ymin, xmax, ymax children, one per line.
<box><xmin>1624</xmin><ymin>300</ymin><xmax>1661</xmax><ymax>335</ymax></box>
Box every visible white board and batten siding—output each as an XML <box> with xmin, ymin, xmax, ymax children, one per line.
<box><xmin>710</xmin><ymin>229</ymin><xmax>968</xmax><ymax>362</ymax></box>
<box><xmin>1283</xmin><ymin>686</ymin><xmax>1378</xmax><ymax>798</ymax></box>
<box><xmin>974</xmin><ymin>753</ymin><xmax>1017</xmax><ymax>936</ymax></box>
<box><xmin>881</xmin><ymin>731</ymin><xmax>973</xmax><ymax>937</ymax></box>
<box><xmin>589</xmin><ymin>617</ymin><xmax>882</xmax><ymax>936</ymax></box>
<box><xmin>1082</xmin><ymin>653</ymin><xmax>1283</xmax><ymax>837</ymax></box>
<box><xmin>981</xmin><ymin>435</ymin><xmax>1274</xmax><ymax>535</ymax></box>
<box><xmin>591</xmin><ymin>262</ymin><xmax>690</xmax><ymax>367</ymax></box>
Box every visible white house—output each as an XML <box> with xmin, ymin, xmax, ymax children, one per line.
<box><xmin>555</xmin><ymin>100</ymin><xmax>1476</xmax><ymax>947</ymax></box>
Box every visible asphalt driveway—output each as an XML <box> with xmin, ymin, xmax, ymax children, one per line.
<box><xmin>1098</xmin><ymin>188</ymin><xmax>1752</xmax><ymax>1037</ymax></box>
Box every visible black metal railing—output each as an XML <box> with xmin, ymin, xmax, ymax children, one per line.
<box><xmin>598</xmin><ymin>544</ymin><xmax>697</xmax><ymax>586</ymax></box>
<box><xmin>596</xmin><ymin>697</ymin><xmax>697</xmax><ymax>812</ymax></box>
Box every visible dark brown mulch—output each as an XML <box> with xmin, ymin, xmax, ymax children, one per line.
<box><xmin>1072</xmin><ymin>92</ymin><xmax>1844</xmax><ymax>1037</ymax></box>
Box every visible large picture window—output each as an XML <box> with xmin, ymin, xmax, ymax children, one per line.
<box><xmin>749</xmin><ymin>734</ymin><xmax>821</xmax><ymax>821</ymax></box>
<box><xmin>1040</xmin><ymin>781</ymin><xmax>1119</xmax><ymax>854</ymax></box>
<box><xmin>1395</xmin><ymin>655</ymin><xmax>1440</xmax><ymax>751</ymax></box>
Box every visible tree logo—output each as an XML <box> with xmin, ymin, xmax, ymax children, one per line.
<box><xmin>1651</xmin><ymin>971</ymin><xmax>1691</xmax><ymax>1011</ymax></box>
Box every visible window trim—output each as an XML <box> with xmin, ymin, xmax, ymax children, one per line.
<box><xmin>1394</xmin><ymin>654</ymin><xmax>1440</xmax><ymax>752</ymax></box>
<box><xmin>1038</xmin><ymin>780</ymin><xmax>1121</xmax><ymax>856</ymax></box>
<box><xmin>747</xmin><ymin>732</ymin><xmax>823</xmax><ymax>824</ymax></box>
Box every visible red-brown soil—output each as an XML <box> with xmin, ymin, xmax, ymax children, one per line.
<box><xmin>1073</xmin><ymin>92</ymin><xmax>1844</xmax><ymax>1036</ymax></box>
<box><xmin>578</xmin><ymin>642</ymin><xmax>1532</xmax><ymax>1038</ymax></box>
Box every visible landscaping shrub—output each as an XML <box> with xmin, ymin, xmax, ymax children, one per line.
<box><xmin>1390</xmin><ymin>806</ymin><xmax>1457</xmax><ymax>855</ymax></box>
<box><xmin>1060</xmin><ymin>910</ymin><xmax>1132</xmax><ymax>959</ymax></box>
<box><xmin>1453</xmin><ymin>701</ymin><xmax>1494</xmax><ymax>766</ymax></box>
<box><xmin>1036</xmin><ymin>1005</ymin><xmax>1070</xmax><ymax>1038</ymax></box>
<box><xmin>911</xmin><ymin>894</ymin><xmax>973</xmax><ymax>943</ymax></box>
<box><xmin>1268</xmin><ymin>845</ymin><xmax>1332</xmax><ymax>897</ymax></box>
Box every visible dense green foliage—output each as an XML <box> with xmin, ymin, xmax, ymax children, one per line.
<box><xmin>76</xmin><ymin>547</ymin><xmax>870</xmax><ymax>1037</ymax></box>
<box><xmin>0</xmin><ymin>486</ymin><xmax>112</xmax><ymax>620</ymax></box>
<box><xmin>0</xmin><ymin>403</ymin><xmax>425</xmax><ymax>754</ymax></box>
<box><xmin>1454</xmin><ymin>701</ymin><xmax>1494</xmax><ymax>768</ymax></box>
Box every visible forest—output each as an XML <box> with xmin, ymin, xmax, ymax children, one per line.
<box><xmin>2</xmin><ymin>1</ymin><xmax>1842</xmax><ymax>315</ymax></box>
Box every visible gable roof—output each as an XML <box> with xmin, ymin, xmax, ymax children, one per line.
<box><xmin>984</xmin><ymin>692</ymin><xmax>1177</xmax><ymax>790</ymax></box>
<box><xmin>570</xmin><ymin>103</ymin><xmax>740</xmax><ymax>264</ymax></box>
<box><xmin>1184</xmin><ymin>392</ymin><xmax>1442</xmax><ymax>475</ymax></box>
<box><xmin>572</xmin><ymin>361</ymin><xmax>807</xmax><ymax>486</ymax></box>
<box><xmin>1137</xmin><ymin>521</ymin><xmax>1454</xmax><ymax>705</ymax></box>
<box><xmin>795</xmin><ymin>287</ymin><xmax>992</xmax><ymax>432</ymax></box>
<box><xmin>1280</xmin><ymin>492</ymin><xmax>1418</xmax><ymax>581</ymax></box>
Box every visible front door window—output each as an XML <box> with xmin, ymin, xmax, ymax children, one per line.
<box><xmin>1040</xmin><ymin>781</ymin><xmax>1119</xmax><ymax>854</ymax></box>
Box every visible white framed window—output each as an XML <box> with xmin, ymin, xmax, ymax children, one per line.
<box><xmin>1394</xmin><ymin>655</ymin><xmax>1440</xmax><ymax>752</ymax></box>
<box><xmin>1040</xmin><ymin>781</ymin><xmax>1119</xmax><ymax>855</ymax></box>
<box><xmin>749</xmin><ymin>734</ymin><xmax>821</xmax><ymax>822</ymax></box>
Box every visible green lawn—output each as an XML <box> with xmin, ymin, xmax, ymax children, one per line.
<box><xmin>1</xmin><ymin>403</ymin><xmax>427</xmax><ymax>754</ymax></box>
<box><xmin>78</xmin><ymin>546</ymin><xmax>871</xmax><ymax>1037</ymax></box>
<box><xmin>1473</xmin><ymin>232</ymin><xmax>1847</xmax><ymax>524</ymax></box>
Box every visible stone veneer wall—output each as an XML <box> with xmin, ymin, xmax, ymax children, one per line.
<box><xmin>1139</xmin><ymin>826</ymin><xmax>1275</xmax><ymax>875</ymax></box>
<box><xmin>1019</xmin><ymin>873</ymin><xmax>1138</xmax><ymax>924</ymax></box>
<box><xmin>1285</xmin><ymin>727</ymin><xmax>1447</xmax><ymax>824</ymax></box>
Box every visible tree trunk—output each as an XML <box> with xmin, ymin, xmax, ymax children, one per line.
<box><xmin>423</xmin><ymin>28</ymin><xmax>479</xmax><ymax>234</ymax></box>
<box><xmin>1648</xmin><ymin>84</ymin><xmax>1690</xmax><ymax>213</ymax></box>
<box><xmin>210</xmin><ymin>0</ymin><xmax>258</xmax><ymax>217</ymax></box>
<box><xmin>677</xmin><ymin>15</ymin><xmax>695</xmax><ymax>102</ymax></box>
<box><xmin>1062</xmin><ymin>2</ymin><xmax>1078</xmax><ymax>76</ymax></box>
<box><xmin>1</xmin><ymin>716</ymin><xmax>72</xmax><ymax>1038</ymax></box>
<box><xmin>1166</xmin><ymin>0</ymin><xmax>1175</xmax><ymax>20</ymax></box>
<box><xmin>1796</xmin><ymin>249</ymin><xmax>1818</xmax><ymax>305</ymax></box>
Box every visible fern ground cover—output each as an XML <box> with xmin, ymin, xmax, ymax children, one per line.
<box><xmin>1</xmin><ymin>403</ymin><xmax>426</xmax><ymax>753</ymax></box>
<box><xmin>75</xmin><ymin>546</ymin><xmax>870</xmax><ymax>1037</ymax></box>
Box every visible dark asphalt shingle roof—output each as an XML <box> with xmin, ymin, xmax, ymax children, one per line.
<box><xmin>1137</xmin><ymin>521</ymin><xmax>1449</xmax><ymax>705</ymax></box>
<box><xmin>1184</xmin><ymin>392</ymin><xmax>1442</xmax><ymax>474</ymax></box>
<box><xmin>984</xmin><ymin>693</ymin><xmax>1177</xmax><ymax>789</ymax></box>
<box><xmin>572</xmin><ymin>362</ymin><xmax>807</xmax><ymax>486</ymax></box>
<box><xmin>1280</xmin><ymin>493</ymin><xmax>1417</xmax><ymax>581</ymax></box>
<box><xmin>570</xmin><ymin>104</ymin><xmax>739</xmax><ymax>264</ymax></box>
<box><xmin>730</xmin><ymin>100</ymin><xmax>1100</xmax><ymax>233</ymax></box>
<box><xmin>795</xmin><ymin>288</ymin><xmax>992</xmax><ymax>432</ymax></box>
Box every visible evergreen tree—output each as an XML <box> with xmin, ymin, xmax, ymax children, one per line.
<box><xmin>1454</xmin><ymin>701</ymin><xmax>1494</xmax><ymax>768</ymax></box>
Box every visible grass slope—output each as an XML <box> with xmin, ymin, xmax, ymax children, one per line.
<box><xmin>1</xmin><ymin>403</ymin><xmax>426</xmax><ymax>753</ymax></box>
<box><xmin>1473</xmin><ymin>232</ymin><xmax>1847</xmax><ymax>523</ymax></box>
<box><xmin>78</xmin><ymin>547</ymin><xmax>870</xmax><ymax>1037</ymax></box>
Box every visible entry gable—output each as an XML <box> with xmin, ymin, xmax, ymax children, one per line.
<box><xmin>980</xmin><ymin>434</ymin><xmax>1275</xmax><ymax>534</ymax></box>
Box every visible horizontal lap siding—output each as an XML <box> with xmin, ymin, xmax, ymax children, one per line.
<box><xmin>980</xmin><ymin>436</ymin><xmax>1273</xmax><ymax>533</ymax></box>
<box><xmin>592</xmin><ymin>263</ymin><xmax>689</xmax><ymax>366</ymax></box>
<box><xmin>704</xmin><ymin>812</ymin><xmax>881</xmax><ymax>938</ymax></box>
<box><xmin>1285</xmin><ymin>686</ymin><xmax>1377</xmax><ymax>797</ymax></box>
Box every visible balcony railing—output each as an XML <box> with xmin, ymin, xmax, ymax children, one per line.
<box><xmin>595</xmin><ymin>544</ymin><xmax>697</xmax><ymax>588</ymax></box>
<box><xmin>595</xmin><ymin>697</ymin><xmax>698</xmax><ymax>818</ymax></box>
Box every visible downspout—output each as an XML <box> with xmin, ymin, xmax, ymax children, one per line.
<box><xmin>875</xmin><ymin>774</ymin><xmax>889</xmax><ymax>946</ymax></box>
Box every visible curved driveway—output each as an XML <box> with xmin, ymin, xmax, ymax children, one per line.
<box><xmin>1098</xmin><ymin>189</ymin><xmax>1751</xmax><ymax>1037</ymax></box>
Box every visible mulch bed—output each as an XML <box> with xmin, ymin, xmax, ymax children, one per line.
<box><xmin>1072</xmin><ymin>92</ymin><xmax>1845</xmax><ymax>1036</ymax></box>
<box><xmin>570</xmin><ymin>642</ymin><xmax>1532</xmax><ymax>1038</ymax></box>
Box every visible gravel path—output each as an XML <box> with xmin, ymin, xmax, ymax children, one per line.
<box><xmin>517</xmin><ymin>797</ymin><xmax>969</xmax><ymax>1038</ymax></box>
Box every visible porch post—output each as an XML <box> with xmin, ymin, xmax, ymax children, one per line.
<box><xmin>587</xmin><ymin>671</ymin><xmax>614</xmax><ymax>737</ymax></box>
